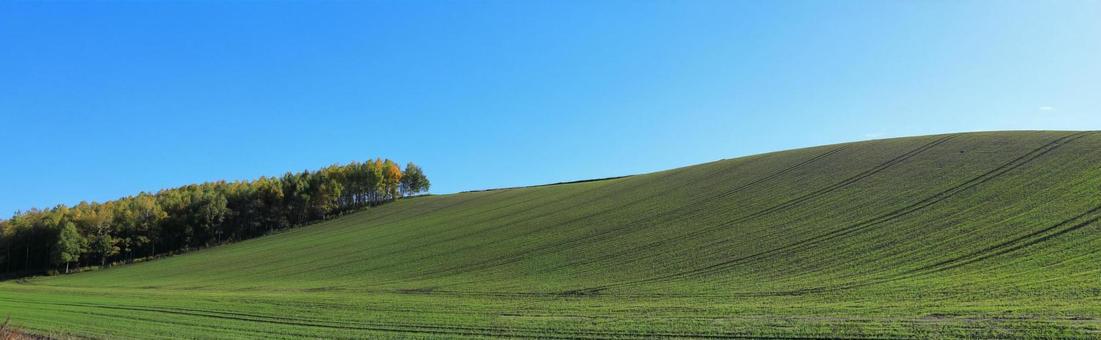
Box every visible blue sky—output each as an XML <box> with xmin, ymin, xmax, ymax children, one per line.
<box><xmin>1</xmin><ymin>1</ymin><xmax>1099</xmax><ymax>216</ymax></box>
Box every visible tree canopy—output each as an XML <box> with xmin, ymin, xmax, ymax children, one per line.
<box><xmin>0</xmin><ymin>160</ymin><xmax>428</xmax><ymax>276</ymax></box>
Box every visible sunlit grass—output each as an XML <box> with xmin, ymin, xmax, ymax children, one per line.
<box><xmin>2</xmin><ymin>131</ymin><xmax>1100</xmax><ymax>338</ymax></box>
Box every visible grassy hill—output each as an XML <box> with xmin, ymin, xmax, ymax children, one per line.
<box><xmin>2</xmin><ymin>131</ymin><xmax>1100</xmax><ymax>338</ymax></box>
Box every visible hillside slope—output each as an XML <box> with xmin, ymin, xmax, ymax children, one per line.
<box><xmin>2</xmin><ymin>131</ymin><xmax>1101</xmax><ymax>338</ymax></box>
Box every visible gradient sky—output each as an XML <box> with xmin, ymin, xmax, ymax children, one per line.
<box><xmin>2</xmin><ymin>1</ymin><xmax>1099</xmax><ymax>217</ymax></box>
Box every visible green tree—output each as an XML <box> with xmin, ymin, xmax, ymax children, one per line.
<box><xmin>192</xmin><ymin>185</ymin><xmax>229</xmax><ymax>246</ymax></box>
<box><xmin>254</xmin><ymin>176</ymin><xmax>286</xmax><ymax>232</ymax></box>
<box><xmin>131</xmin><ymin>194</ymin><xmax>166</xmax><ymax>258</ymax></box>
<box><xmin>90</xmin><ymin>231</ymin><xmax>118</xmax><ymax>268</ymax></box>
<box><xmin>51</xmin><ymin>222</ymin><xmax>85</xmax><ymax>273</ymax></box>
<box><xmin>400</xmin><ymin>162</ymin><xmax>430</xmax><ymax>196</ymax></box>
<box><xmin>1</xmin><ymin>158</ymin><xmax>426</xmax><ymax>277</ymax></box>
<box><xmin>74</xmin><ymin>202</ymin><xmax>117</xmax><ymax>268</ymax></box>
<box><xmin>283</xmin><ymin>172</ymin><xmax>312</xmax><ymax>225</ymax></box>
<box><xmin>307</xmin><ymin>168</ymin><xmax>344</xmax><ymax>219</ymax></box>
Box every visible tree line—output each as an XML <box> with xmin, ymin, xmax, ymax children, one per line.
<box><xmin>0</xmin><ymin>159</ymin><xmax>429</xmax><ymax>275</ymax></box>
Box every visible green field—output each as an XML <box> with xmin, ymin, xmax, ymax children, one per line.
<box><xmin>2</xmin><ymin>131</ymin><xmax>1101</xmax><ymax>339</ymax></box>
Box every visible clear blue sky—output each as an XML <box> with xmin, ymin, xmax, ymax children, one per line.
<box><xmin>1</xmin><ymin>1</ymin><xmax>1099</xmax><ymax>217</ymax></box>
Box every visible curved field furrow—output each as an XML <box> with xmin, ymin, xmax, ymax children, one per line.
<box><xmin>584</xmin><ymin>132</ymin><xmax>1089</xmax><ymax>292</ymax></box>
<box><xmin>500</xmin><ymin>146</ymin><xmax>854</xmax><ymax>277</ymax></box>
<box><xmin>380</xmin><ymin>149</ymin><xmax>830</xmax><ymax>284</ymax></box>
<box><xmin>729</xmin><ymin>136</ymin><xmax>955</xmax><ymax>224</ymax></box>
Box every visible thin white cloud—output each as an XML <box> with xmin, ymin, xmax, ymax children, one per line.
<box><xmin>863</xmin><ymin>132</ymin><xmax>885</xmax><ymax>139</ymax></box>
<box><xmin>1039</xmin><ymin>106</ymin><xmax>1056</xmax><ymax>111</ymax></box>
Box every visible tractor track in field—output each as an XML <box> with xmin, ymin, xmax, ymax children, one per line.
<box><xmin>219</xmin><ymin>188</ymin><xmax>558</xmax><ymax>283</ymax></box>
<box><xmin>615</xmin><ymin>136</ymin><xmax>956</xmax><ymax>262</ymax></box>
<box><xmin>0</xmin><ymin>297</ymin><xmax>309</xmax><ymax>339</ymax></box>
<box><xmin>179</xmin><ymin>190</ymin><xmax>503</xmax><ymax>280</ymax></box>
<box><xmin>285</xmin><ymin>186</ymin><xmax>585</xmax><ymax>274</ymax></box>
<box><xmin>396</xmin><ymin>137</ymin><xmax>947</xmax><ymax>289</ymax></box>
<box><xmin>336</xmin><ymin>145</ymin><xmax>847</xmax><ymax>287</ymax></box>
<box><xmin>706</xmin><ymin>145</ymin><xmax>849</xmax><ymax>203</ymax></box>
<box><xmin>572</xmin><ymin>132</ymin><xmax>1088</xmax><ymax>293</ymax></box>
<box><xmin>385</xmin><ymin>151</ymin><xmax>826</xmax><ymax>284</ymax></box>
<box><xmin>404</xmin><ymin>146</ymin><xmax>853</xmax><ymax>283</ymax></box>
<box><xmin>728</xmin><ymin>135</ymin><xmax>954</xmax><ymax>225</ymax></box>
<box><xmin>0</xmin><ymin>297</ymin><xmax>886</xmax><ymax>339</ymax></box>
<box><xmin>662</xmin><ymin>133</ymin><xmax>1097</xmax><ymax>297</ymax></box>
<box><xmin>370</xmin><ymin>169</ymin><xmax>688</xmax><ymax>284</ymax></box>
<box><xmin>62</xmin><ymin>306</ymin><xmax>309</xmax><ymax>338</ymax></box>
<box><xmin>139</xmin><ymin>194</ymin><xmax>512</xmax><ymax>290</ymax></box>
<box><xmin>557</xmin><ymin>136</ymin><xmax>956</xmax><ymax>291</ymax></box>
<box><xmin>196</xmin><ymin>146</ymin><xmax>857</xmax><ymax>292</ymax></box>
<box><xmin>523</xmin><ymin>146</ymin><xmax>853</xmax><ymax>274</ymax></box>
<box><xmin>369</xmin><ymin>162</ymin><xmax>747</xmax><ymax>284</ymax></box>
<box><xmin>739</xmin><ymin>203</ymin><xmax>1101</xmax><ymax>297</ymax></box>
<box><xmin>865</xmin><ymin>205</ymin><xmax>1101</xmax><ymax>286</ymax></box>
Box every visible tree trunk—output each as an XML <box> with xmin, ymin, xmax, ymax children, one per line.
<box><xmin>65</xmin><ymin>262</ymin><xmax>70</xmax><ymax>274</ymax></box>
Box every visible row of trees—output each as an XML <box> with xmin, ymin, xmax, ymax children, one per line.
<box><xmin>0</xmin><ymin>160</ymin><xmax>429</xmax><ymax>275</ymax></box>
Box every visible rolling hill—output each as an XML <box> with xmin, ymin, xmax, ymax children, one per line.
<box><xmin>2</xmin><ymin>131</ymin><xmax>1100</xmax><ymax>338</ymax></box>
